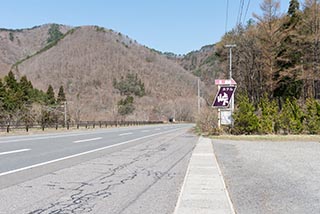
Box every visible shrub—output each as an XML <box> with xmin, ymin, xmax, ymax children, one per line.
<box><xmin>279</xmin><ymin>98</ymin><xmax>304</xmax><ymax>134</ymax></box>
<box><xmin>196</xmin><ymin>107</ymin><xmax>221</xmax><ymax>135</ymax></box>
<box><xmin>258</xmin><ymin>94</ymin><xmax>278</xmax><ymax>134</ymax></box>
<box><xmin>304</xmin><ymin>98</ymin><xmax>320</xmax><ymax>134</ymax></box>
<box><xmin>232</xmin><ymin>94</ymin><xmax>259</xmax><ymax>134</ymax></box>
<box><xmin>118</xmin><ymin>96</ymin><xmax>135</xmax><ymax>116</ymax></box>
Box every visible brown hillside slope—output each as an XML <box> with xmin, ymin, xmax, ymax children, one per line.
<box><xmin>171</xmin><ymin>44</ymin><xmax>222</xmax><ymax>105</ymax></box>
<box><xmin>179</xmin><ymin>44</ymin><xmax>221</xmax><ymax>85</ymax></box>
<box><xmin>12</xmin><ymin>26</ymin><xmax>198</xmax><ymax>121</ymax></box>
<box><xmin>0</xmin><ymin>24</ymin><xmax>71</xmax><ymax>77</ymax></box>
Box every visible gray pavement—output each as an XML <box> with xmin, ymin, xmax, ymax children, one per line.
<box><xmin>174</xmin><ymin>137</ymin><xmax>235</xmax><ymax>214</ymax></box>
<box><xmin>0</xmin><ymin>126</ymin><xmax>196</xmax><ymax>214</ymax></box>
<box><xmin>213</xmin><ymin>139</ymin><xmax>320</xmax><ymax>214</ymax></box>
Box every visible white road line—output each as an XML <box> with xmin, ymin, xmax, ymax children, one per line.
<box><xmin>0</xmin><ymin>127</ymin><xmax>185</xmax><ymax>177</ymax></box>
<box><xmin>0</xmin><ymin>133</ymin><xmax>100</xmax><ymax>144</ymax></box>
<box><xmin>73</xmin><ymin>137</ymin><xmax>102</xmax><ymax>143</ymax></box>
<box><xmin>119</xmin><ymin>132</ymin><xmax>133</xmax><ymax>136</ymax></box>
<box><xmin>0</xmin><ymin>129</ymin><xmax>127</xmax><ymax>144</ymax></box>
<box><xmin>141</xmin><ymin>130</ymin><xmax>150</xmax><ymax>133</ymax></box>
<box><xmin>0</xmin><ymin>149</ymin><xmax>31</xmax><ymax>156</ymax></box>
<box><xmin>155</xmin><ymin>128</ymin><xmax>161</xmax><ymax>131</ymax></box>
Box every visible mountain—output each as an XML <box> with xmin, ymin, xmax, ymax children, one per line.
<box><xmin>178</xmin><ymin>44</ymin><xmax>221</xmax><ymax>85</ymax></box>
<box><xmin>0</xmin><ymin>24</ymin><xmax>71</xmax><ymax>77</ymax></box>
<box><xmin>163</xmin><ymin>44</ymin><xmax>222</xmax><ymax>105</ymax></box>
<box><xmin>0</xmin><ymin>24</ymin><xmax>199</xmax><ymax>121</ymax></box>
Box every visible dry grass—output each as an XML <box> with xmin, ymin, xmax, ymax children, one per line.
<box><xmin>211</xmin><ymin>134</ymin><xmax>320</xmax><ymax>142</ymax></box>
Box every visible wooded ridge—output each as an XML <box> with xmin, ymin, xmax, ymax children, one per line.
<box><xmin>0</xmin><ymin>24</ymin><xmax>203</xmax><ymax>122</ymax></box>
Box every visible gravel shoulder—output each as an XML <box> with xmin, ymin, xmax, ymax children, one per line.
<box><xmin>212</xmin><ymin>139</ymin><xmax>320</xmax><ymax>214</ymax></box>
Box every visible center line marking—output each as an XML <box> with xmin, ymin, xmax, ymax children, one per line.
<box><xmin>119</xmin><ymin>132</ymin><xmax>133</xmax><ymax>136</ymax></box>
<box><xmin>73</xmin><ymin>137</ymin><xmax>102</xmax><ymax>143</ymax></box>
<box><xmin>0</xmin><ymin>149</ymin><xmax>31</xmax><ymax>156</ymax></box>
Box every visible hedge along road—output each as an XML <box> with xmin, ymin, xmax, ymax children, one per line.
<box><xmin>212</xmin><ymin>138</ymin><xmax>320</xmax><ymax>214</ymax></box>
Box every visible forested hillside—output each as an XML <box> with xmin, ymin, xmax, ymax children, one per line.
<box><xmin>0</xmin><ymin>24</ymin><xmax>198</xmax><ymax>122</ymax></box>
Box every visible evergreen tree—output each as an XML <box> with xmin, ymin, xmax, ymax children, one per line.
<box><xmin>3</xmin><ymin>71</ymin><xmax>23</xmax><ymax>114</ymax></box>
<box><xmin>279</xmin><ymin>98</ymin><xmax>304</xmax><ymax>134</ymax></box>
<box><xmin>304</xmin><ymin>98</ymin><xmax>320</xmax><ymax>134</ymax></box>
<box><xmin>46</xmin><ymin>85</ymin><xmax>56</xmax><ymax>105</ymax></box>
<box><xmin>57</xmin><ymin>85</ymin><xmax>66</xmax><ymax>104</ymax></box>
<box><xmin>19</xmin><ymin>75</ymin><xmax>33</xmax><ymax>102</ymax></box>
<box><xmin>4</xmin><ymin>71</ymin><xmax>18</xmax><ymax>91</ymax></box>
<box><xmin>47</xmin><ymin>24</ymin><xmax>63</xmax><ymax>44</ymax></box>
<box><xmin>0</xmin><ymin>79</ymin><xmax>5</xmax><ymax>103</ymax></box>
<box><xmin>113</xmin><ymin>73</ymin><xmax>146</xmax><ymax>116</ymax></box>
<box><xmin>118</xmin><ymin>96</ymin><xmax>135</xmax><ymax>116</ymax></box>
<box><xmin>258</xmin><ymin>94</ymin><xmax>278</xmax><ymax>134</ymax></box>
<box><xmin>233</xmin><ymin>94</ymin><xmax>259</xmax><ymax>134</ymax></box>
<box><xmin>0</xmin><ymin>79</ymin><xmax>6</xmax><ymax>118</ymax></box>
<box><xmin>288</xmin><ymin>0</ymin><xmax>300</xmax><ymax>18</ymax></box>
<box><xmin>113</xmin><ymin>73</ymin><xmax>146</xmax><ymax>97</ymax></box>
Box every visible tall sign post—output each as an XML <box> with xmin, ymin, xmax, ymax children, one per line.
<box><xmin>225</xmin><ymin>44</ymin><xmax>236</xmax><ymax>126</ymax></box>
<box><xmin>212</xmin><ymin>45</ymin><xmax>236</xmax><ymax>128</ymax></box>
<box><xmin>212</xmin><ymin>80</ymin><xmax>237</xmax><ymax>128</ymax></box>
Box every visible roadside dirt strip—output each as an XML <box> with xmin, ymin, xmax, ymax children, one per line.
<box><xmin>0</xmin><ymin>130</ymin><xmax>197</xmax><ymax>214</ymax></box>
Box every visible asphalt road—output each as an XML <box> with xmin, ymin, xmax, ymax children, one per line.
<box><xmin>0</xmin><ymin>124</ymin><xmax>197</xmax><ymax>214</ymax></box>
<box><xmin>213</xmin><ymin>139</ymin><xmax>320</xmax><ymax>214</ymax></box>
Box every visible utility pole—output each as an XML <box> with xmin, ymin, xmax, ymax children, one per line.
<box><xmin>225</xmin><ymin>44</ymin><xmax>236</xmax><ymax>126</ymax></box>
<box><xmin>225</xmin><ymin>44</ymin><xmax>236</xmax><ymax>80</ymax></box>
<box><xmin>64</xmin><ymin>101</ymin><xmax>67</xmax><ymax>127</ymax></box>
<box><xmin>198</xmin><ymin>77</ymin><xmax>200</xmax><ymax>114</ymax></box>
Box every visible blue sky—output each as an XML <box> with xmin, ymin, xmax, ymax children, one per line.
<box><xmin>0</xmin><ymin>0</ymin><xmax>290</xmax><ymax>54</ymax></box>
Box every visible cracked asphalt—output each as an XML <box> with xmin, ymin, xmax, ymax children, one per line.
<box><xmin>0</xmin><ymin>129</ymin><xmax>197</xmax><ymax>214</ymax></box>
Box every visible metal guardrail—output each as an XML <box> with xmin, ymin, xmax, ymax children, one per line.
<box><xmin>0</xmin><ymin>121</ymin><xmax>163</xmax><ymax>133</ymax></box>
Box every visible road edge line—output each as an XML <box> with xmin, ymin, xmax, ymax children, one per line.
<box><xmin>211</xmin><ymin>139</ymin><xmax>236</xmax><ymax>214</ymax></box>
<box><xmin>173</xmin><ymin>136</ymin><xmax>198</xmax><ymax>214</ymax></box>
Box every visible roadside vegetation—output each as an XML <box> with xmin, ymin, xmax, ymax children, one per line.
<box><xmin>197</xmin><ymin>0</ymin><xmax>320</xmax><ymax>136</ymax></box>
<box><xmin>0</xmin><ymin>71</ymin><xmax>67</xmax><ymax>126</ymax></box>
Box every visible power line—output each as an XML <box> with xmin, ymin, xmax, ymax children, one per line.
<box><xmin>237</xmin><ymin>0</ymin><xmax>245</xmax><ymax>26</ymax></box>
<box><xmin>243</xmin><ymin>0</ymin><xmax>251</xmax><ymax>25</ymax></box>
<box><xmin>225</xmin><ymin>0</ymin><xmax>229</xmax><ymax>33</ymax></box>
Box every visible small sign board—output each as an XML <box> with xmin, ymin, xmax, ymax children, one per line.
<box><xmin>220</xmin><ymin>110</ymin><xmax>232</xmax><ymax>125</ymax></box>
<box><xmin>212</xmin><ymin>86</ymin><xmax>236</xmax><ymax>107</ymax></box>
<box><xmin>215</xmin><ymin>79</ymin><xmax>237</xmax><ymax>85</ymax></box>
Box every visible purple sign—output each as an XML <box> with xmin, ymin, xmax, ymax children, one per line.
<box><xmin>212</xmin><ymin>86</ymin><xmax>236</xmax><ymax>107</ymax></box>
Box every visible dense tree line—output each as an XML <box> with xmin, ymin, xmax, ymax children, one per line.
<box><xmin>211</xmin><ymin>0</ymin><xmax>320</xmax><ymax>134</ymax></box>
<box><xmin>0</xmin><ymin>71</ymin><xmax>66</xmax><ymax>125</ymax></box>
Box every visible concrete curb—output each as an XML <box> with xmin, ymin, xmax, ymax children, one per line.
<box><xmin>174</xmin><ymin>136</ymin><xmax>235</xmax><ymax>214</ymax></box>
